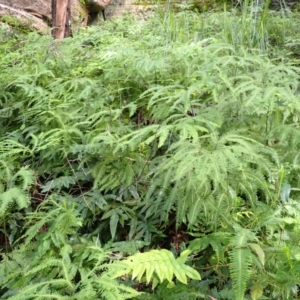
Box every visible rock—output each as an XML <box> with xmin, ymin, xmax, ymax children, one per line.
<box><xmin>0</xmin><ymin>4</ymin><xmax>49</xmax><ymax>33</ymax></box>
<box><xmin>1</xmin><ymin>0</ymin><xmax>51</xmax><ymax>17</ymax></box>
<box><xmin>71</xmin><ymin>0</ymin><xmax>89</xmax><ymax>29</ymax></box>
<box><xmin>86</xmin><ymin>0</ymin><xmax>111</xmax><ymax>12</ymax></box>
<box><xmin>0</xmin><ymin>0</ymin><xmax>90</xmax><ymax>34</ymax></box>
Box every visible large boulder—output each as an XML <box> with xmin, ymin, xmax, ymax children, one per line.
<box><xmin>0</xmin><ymin>3</ymin><xmax>49</xmax><ymax>33</ymax></box>
<box><xmin>0</xmin><ymin>0</ymin><xmax>51</xmax><ymax>19</ymax></box>
<box><xmin>0</xmin><ymin>0</ymin><xmax>111</xmax><ymax>33</ymax></box>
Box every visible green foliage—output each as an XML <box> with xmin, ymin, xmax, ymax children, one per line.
<box><xmin>120</xmin><ymin>249</ymin><xmax>200</xmax><ymax>286</ymax></box>
<box><xmin>0</xmin><ymin>166</ymin><xmax>34</xmax><ymax>216</ymax></box>
<box><xmin>0</xmin><ymin>198</ymin><xmax>140</xmax><ymax>300</ymax></box>
<box><xmin>229</xmin><ymin>225</ymin><xmax>257</xmax><ymax>300</ymax></box>
<box><xmin>1</xmin><ymin>4</ymin><xmax>300</xmax><ymax>299</ymax></box>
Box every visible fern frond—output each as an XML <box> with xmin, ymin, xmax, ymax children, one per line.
<box><xmin>0</xmin><ymin>164</ymin><xmax>34</xmax><ymax>217</ymax></box>
<box><xmin>6</xmin><ymin>279</ymin><xmax>73</xmax><ymax>300</ymax></box>
<box><xmin>230</xmin><ymin>247</ymin><xmax>252</xmax><ymax>300</ymax></box>
<box><xmin>0</xmin><ymin>187</ymin><xmax>29</xmax><ymax>216</ymax></box>
<box><xmin>10</xmin><ymin>166</ymin><xmax>34</xmax><ymax>190</ymax></box>
<box><xmin>120</xmin><ymin>249</ymin><xmax>200</xmax><ymax>286</ymax></box>
<box><xmin>229</xmin><ymin>225</ymin><xmax>257</xmax><ymax>300</ymax></box>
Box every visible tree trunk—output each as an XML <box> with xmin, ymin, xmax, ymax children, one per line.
<box><xmin>51</xmin><ymin>0</ymin><xmax>72</xmax><ymax>39</ymax></box>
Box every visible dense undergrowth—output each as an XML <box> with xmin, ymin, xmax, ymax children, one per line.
<box><xmin>1</xmin><ymin>2</ymin><xmax>300</xmax><ymax>299</ymax></box>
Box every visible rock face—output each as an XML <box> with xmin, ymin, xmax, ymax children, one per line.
<box><xmin>1</xmin><ymin>0</ymin><xmax>51</xmax><ymax>21</ymax></box>
<box><xmin>0</xmin><ymin>0</ymin><xmax>112</xmax><ymax>35</ymax></box>
<box><xmin>0</xmin><ymin>3</ymin><xmax>49</xmax><ymax>33</ymax></box>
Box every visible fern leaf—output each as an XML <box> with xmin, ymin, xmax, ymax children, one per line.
<box><xmin>176</xmin><ymin>250</ymin><xmax>200</xmax><ymax>281</ymax></box>
<box><xmin>122</xmin><ymin>249</ymin><xmax>200</xmax><ymax>285</ymax></box>
<box><xmin>248</xmin><ymin>243</ymin><xmax>265</xmax><ymax>267</ymax></box>
<box><xmin>109</xmin><ymin>211</ymin><xmax>119</xmax><ymax>240</ymax></box>
<box><xmin>6</xmin><ymin>279</ymin><xmax>73</xmax><ymax>300</ymax></box>
<box><xmin>41</xmin><ymin>176</ymin><xmax>76</xmax><ymax>193</ymax></box>
<box><xmin>11</xmin><ymin>166</ymin><xmax>34</xmax><ymax>190</ymax></box>
<box><xmin>230</xmin><ymin>225</ymin><xmax>256</xmax><ymax>300</ymax></box>
<box><xmin>230</xmin><ymin>247</ymin><xmax>252</xmax><ymax>300</ymax></box>
<box><xmin>0</xmin><ymin>187</ymin><xmax>29</xmax><ymax>216</ymax></box>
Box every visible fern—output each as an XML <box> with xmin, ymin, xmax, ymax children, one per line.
<box><xmin>229</xmin><ymin>225</ymin><xmax>257</xmax><ymax>300</ymax></box>
<box><xmin>0</xmin><ymin>199</ymin><xmax>140</xmax><ymax>300</ymax></box>
<box><xmin>0</xmin><ymin>166</ymin><xmax>34</xmax><ymax>216</ymax></box>
<box><xmin>188</xmin><ymin>226</ymin><xmax>265</xmax><ymax>300</ymax></box>
<box><xmin>1</xmin><ymin>8</ymin><xmax>300</xmax><ymax>300</ymax></box>
<box><xmin>118</xmin><ymin>249</ymin><xmax>200</xmax><ymax>288</ymax></box>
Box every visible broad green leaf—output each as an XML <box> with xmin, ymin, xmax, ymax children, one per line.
<box><xmin>131</xmin><ymin>260</ymin><xmax>146</xmax><ymax>281</ymax></box>
<box><xmin>110</xmin><ymin>211</ymin><xmax>119</xmax><ymax>239</ymax></box>
<box><xmin>173</xmin><ymin>265</ymin><xmax>187</xmax><ymax>284</ymax></box>
<box><xmin>101</xmin><ymin>209</ymin><xmax>114</xmax><ymax>220</ymax></box>
<box><xmin>251</xmin><ymin>284</ymin><xmax>263</xmax><ymax>300</ymax></box>
<box><xmin>179</xmin><ymin>264</ymin><xmax>201</xmax><ymax>281</ymax></box>
<box><xmin>176</xmin><ymin>249</ymin><xmax>191</xmax><ymax>264</ymax></box>
<box><xmin>249</xmin><ymin>243</ymin><xmax>265</xmax><ymax>267</ymax></box>
<box><xmin>146</xmin><ymin>261</ymin><xmax>155</xmax><ymax>284</ymax></box>
<box><xmin>188</xmin><ymin>237</ymin><xmax>210</xmax><ymax>252</ymax></box>
<box><xmin>161</xmin><ymin>250</ymin><xmax>175</xmax><ymax>282</ymax></box>
<box><xmin>152</xmin><ymin>250</ymin><xmax>167</xmax><ymax>283</ymax></box>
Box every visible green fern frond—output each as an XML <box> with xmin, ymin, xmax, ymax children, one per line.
<box><xmin>0</xmin><ymin>187</ymin><xmax>29</xmax><ymax>216</ymax></box>
<box><xmin>188</xmin><ymin>232</ymin><xmax>231</xmax><ymax>261</ymax></box>
<box><xmin>0</xmin><ymin>166</ymin><xmax>34</xmax><ymax>217</ymax></box>
<box><xmin>41</xmin><ymin>176</ymin><xmax>77</xmax><ymax>193</ymax></box>
<box><xmin>149</xmin><ymin>130</ymin><xmax>277</xmax><ymax>226</ymax></box>
<box><xmin>230</xmin><ymin>247</ymin><xmax>252</xmax><ymax>300</ymax></box>
<box><xmin>230</xmin><ymin>225</ymin><xmax>257</xmax><ymax>300</ymax></box>
<box><xmin>21</xmin><ymin>198</ymin><xmax>82</xmax><ymax>247</ymax></box>
<box><xmin>6</xmin><ymin>282</ymin><xmax>73</xmax><ymax>300</ymax></box>
<box><xmin>11</xmin><ymin>166</ymin><xmax>34</xmax><ymax>190</ymax></box>
<box><xmin>120</xmin><ymin>249</ymin><xmax>200</xmax><ymax>286</ymax></box>
<box><xmin>1</xmin><ymin>217</ymin><xmax>140</xmax><ymax>300</ymax></box>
